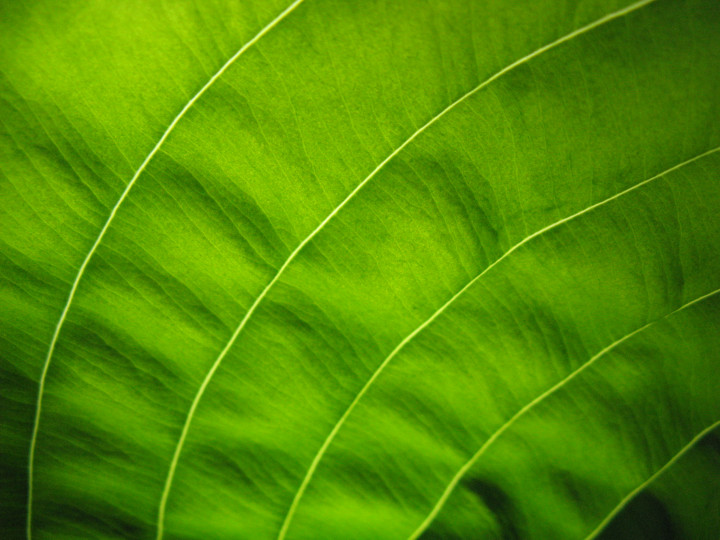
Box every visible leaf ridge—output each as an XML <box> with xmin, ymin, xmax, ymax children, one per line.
<box><xmin>584</xmin><ymin>420</ymin><xmax>720</xmax><ymax>540</ymax></box>
<box><xmin>24</xmin><ymin>1</ymin><xmax>307</xmax><ymax>537</ymax></box>
<box><xmin>408</xmin><ymin>287</ymin><xmax>720</xmax><ymax>539</ymax></box>
<box><xmin>280</xmin><ymin>144</ymin><xmax>720</xmax><ymax>539</ymax></box>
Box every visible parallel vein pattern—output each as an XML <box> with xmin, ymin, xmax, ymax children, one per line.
<box><xmin>277</xmin><ymin>143</ymin><xmax>719</xmax><ymax>539</ymax></box>
<box><xmin>409</xmin><ymin>287</ymin><xmax>720</xmax><ymax>539</ymax></box>
<box><xmin>152</xmin><ymin>3</ymin><xmax>660</xmax><ymax>537</ymax></box>
<box><xmin>3</xmin><ymin>0</ymin><xmax>718</xmax><ymax>538</ymax></box>
<box><xmin>25</xmin><ymin>1</ymin><xmax>306</xmax><ymax>538</ymax></box>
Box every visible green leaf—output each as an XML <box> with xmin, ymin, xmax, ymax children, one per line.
<box><xmin>1</xmin><ymin>0</ymin><xmax>719</xmax><ymax>538</ymax></box>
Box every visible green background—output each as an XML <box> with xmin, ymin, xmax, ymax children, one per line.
<box><xmin>1</xmin><ymin>0</ymin><xmax>719</xmax><ymax>538</ymax></box>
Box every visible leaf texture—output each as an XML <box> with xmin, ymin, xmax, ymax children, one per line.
<box><xmin>1</xmin><ymin>0</ymin><xmax>719</xmax><ymax>538</ymax></box>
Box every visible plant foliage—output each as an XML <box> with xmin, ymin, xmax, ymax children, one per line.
<box><xmin>1</xmin><ymin>0</ymin><xmax>719</xmax><ymax>538</ymax></box>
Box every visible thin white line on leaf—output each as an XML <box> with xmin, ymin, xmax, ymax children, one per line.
<box><xmin>285</xmin><ymin>143</ymin><xmax>720</xmax><ymax>539</ymax></box>
<box><xmin>158</xmin><ymin>0</ymin><xmax>663</xmax><ymax>533</ymax></box>
<box><xmin>273</xmin><ymin>0</ymin><xmax>662</xmax><ymax>536</ymax></box>
<box><xmin>24</xmin><ymin>1</ymin><xmax>306</xmax><ymax>538</ymax></box>
<box><xmin>585</xmin><ymin>419</ymin><xmax>720</xmax><ymax>540</ymax></box>
<box><xmin>409</xmin><ymin>287</ymin><xmax>720</xmax><ymax>539</ymax></box>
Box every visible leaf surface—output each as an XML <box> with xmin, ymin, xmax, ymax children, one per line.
<box><xmin>1</xmin><ymin>0</ymin><xmax>719</xmax><ymax>538</ymax></box>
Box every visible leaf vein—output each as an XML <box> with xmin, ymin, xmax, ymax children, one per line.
<box><xmin>24</xmin><ymin>1</ymin><xmax>307</xmax><ymax>537</ymax></box>
<box><xmin>156</xmin><ymin>1</ymin><xmax>662</xmax><ymax>537</ymax></box>
<box><xmin>280</xmin><ymin>143</ymin><xmax>720</xmax><ymax>538</ymax></box>
<box><xmin>409</xmin><ymin>287</ymin><xmax>720</xmax><ymax>539</ymax></box>
<box><xmin>584</xmin><ymin>419</ymin><xmax>720</xmax><ymax>540</ymax></box>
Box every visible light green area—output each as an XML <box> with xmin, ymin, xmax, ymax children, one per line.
<box><xmin>1</xmin><ymin>0</ymin><xmax>719</xmax><ymax>538</ymax></box>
